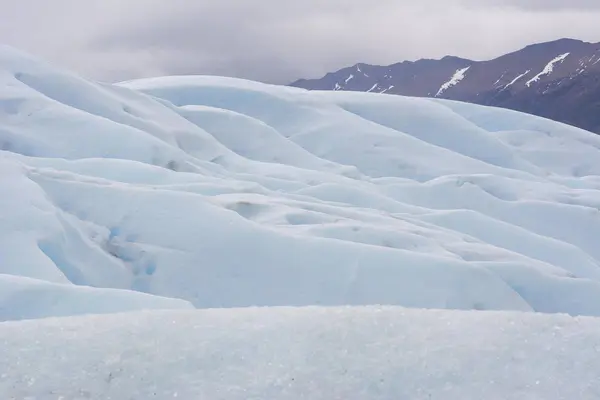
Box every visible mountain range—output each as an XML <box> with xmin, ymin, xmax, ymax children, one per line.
<box><xmin>291</xmin><ymin>38</ymin><xmax>600</xmax><ymax>134</ymax></box>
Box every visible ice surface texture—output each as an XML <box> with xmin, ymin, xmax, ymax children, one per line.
<box><xmin>2</xmin><ymin>307</ymin><xmax>600</xmax><ymax>399</ymax></box>
<box><xmin>3</xmin><ymin>46</ymin><xmax>600</xmax><ymax>319</ymax></box>
<box><xmin>4</xmin><ymin>45</ymin><xmax>600</xmax><ymax>399</ymax></box>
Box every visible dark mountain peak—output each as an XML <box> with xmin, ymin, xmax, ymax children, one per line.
<box><xmin>407</xmin><ymin>55</ymin><xmax>473</xmax><ymax>65</ymax></box>
<box><xmin>523</xmin><ymin>38</ymin><xmax>588</xmax><ymax>49</ymax></box>
<box><xmin>487</xmin><ymin>38</ymin><xmax>597</xmax><ymax>64</ymax></box>
<box><xmin>440</xmin><ymin>55</ymin><xmax>473</xmax><ymax>63</ymax></box>
<box><xmin>519</xmin><ymin>38</ymin><xmax>594</xmax><ymax>55</ymax></box>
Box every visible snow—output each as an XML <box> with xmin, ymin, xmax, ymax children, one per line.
<box><xmin>526</xmin><ymin>53</ymin><xmax>570</xmax><ymax>87</ymax></box>
<box><xmin>574</xmin><ymin>53</ymin><xmax>600</xmax><ymax>73</ymax></box>
<box><xmin>333</xmin><ymin>74</ymin><xmax>355</xmax><ymax>91</ymax></box>
<box><xmin>2</xmin><ymin>306</ymin><xmax>600</xmax><ymax>399</ymax></box>
<box><xmin>366</xmin><ymin>83</ymin><xmax>378</xmax><ymax>92</ymax></box>
<box><xmin>493</xmin><ymin>72</ymin><xmax>506</xmax><ymax>86</ymax></box>
<box><xmin>3</xmin><ymin>45</ymin><xmax>600</xmax><ymax>322</ymax></box>
<box><xmin>502</xmin><ymin>70</ymin><xmax>530</xmax><ymax>90</ymax></box>
<box><xmin>0</xmin><ymin>274</ymin><xmax>192</xmax><ymax>321</ymax></box>
<box><xmin>572</xmin><ymin>68</ymin><xmax>586</xmax><ymax>79</ymax></box>
<box><xmin>380</xmin><ymin>85</ymin><xmax>394</xmax><ymax>94</ymax></box>
<box><xmin>356</xmin><ymin>64</ymin><xmax>369</xmax><ymax>77</ymax></box>
<box><xmin>3</xmin><ymin>44</ymin><xmax>600</xmax><ymax>397</ymax></box>
<box><xmin>435</xmin><ymin>66</ymin><xmax>470</xmax><ymax>96</ymax></box>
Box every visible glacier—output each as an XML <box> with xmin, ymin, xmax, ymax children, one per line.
<box><xmin>3</xmin><ymin>45</ymin><xmax>600</xmax><ymax>317</ymax></box>
<box><xmin>2</xmin><ymin>46</ymin><xmax>600</xmax><ymax>398</ymax></box>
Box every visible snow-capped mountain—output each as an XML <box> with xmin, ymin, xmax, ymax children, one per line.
<box><xmin>4</xmin><ymin>46</ymin><xmax>600</xmax><ymax>398</ymax></box>
<box><xmin>291</xmin><ymin>38</ymin><xmax>600</xmax><ymax>134</ymax></box>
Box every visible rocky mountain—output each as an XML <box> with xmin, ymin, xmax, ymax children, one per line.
<box><xmin>290</xmin><ymin>38</ymin><xmax>600</xmax><ymax>133</ymax></box>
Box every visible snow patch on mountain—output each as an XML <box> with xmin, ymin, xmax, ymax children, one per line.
<box><xmin>366</xmin><ymin>83</ymin><xmax>378</xmax><ymax>92</ymax></box>
<box><xmin>436</xmin><ymin>66</ymin><xmax>471</xmax><ymax>96</ymax></box>
<box><xmin>502</xmin><ymin>70</ymin><xmax>531</xmax><ymax>91</ymax></box>
<box><xmin>526</xmin><ymin>53</ymin><xmax>570</xmax><ymax>87</ymax></box>
<box><xmin>493</xmin><ymin>72</ymin><xmax>506</xmax><ymax>87</ymax></box>
<box><xmin>380</xmin><ymin>85</ymin><xmax>394</xmax><ymax>94</ymax></box>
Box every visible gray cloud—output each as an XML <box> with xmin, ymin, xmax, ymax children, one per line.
<box><xmin>1</xmin><ymin>0</ymin><xmax>600</xmax><ymax>84</ymax></box>
<box><xmin>466</xmin><ymin>0</ymin><xmax>600</xmax><ymax>10</ymax></box>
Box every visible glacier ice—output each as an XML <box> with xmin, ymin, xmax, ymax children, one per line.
<box><xmin>2</xmin><ymin>307</ymin><xmax>600</xmax><ymax>399</ymax></box>
<box><xmin>2</xmin><ymin>46</ymin><xmax>600</xmax><ymax>319</ymax></box>
<box><xmin>3</xmin><ymin>45</ymin><xmax>600</xmax><ymax>399</ymax></box>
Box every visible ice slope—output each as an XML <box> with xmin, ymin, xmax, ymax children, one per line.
<box><xmin>0</xmin><ymin>274</ymin><xmax>193</xmax><ymax>321</ymax></box>
<box><xmin>2</xmin><ymin>306</ymin><xmax>600</xmax><ymax>399</ymax></box>
<box><xmin>4</xmin><ymin>46</ymin><xmax>600</xmax><ymax>318</ymax></box>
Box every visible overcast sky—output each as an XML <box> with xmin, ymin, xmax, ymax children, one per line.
<box><xmin>2</xmin><ymin>0</ymin><xmax>600</xmax><ymax>84</ymax></box>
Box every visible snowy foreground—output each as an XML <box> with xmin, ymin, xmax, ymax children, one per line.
<box><xmin>2</xmin><ymin>46</ymin><xmax>600</xmax><ymax>397</ymax></box>
<box><xmin>2</xmin><ymin>307</ymin><xmax>600</xmax><ymax>399</ymax></box>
